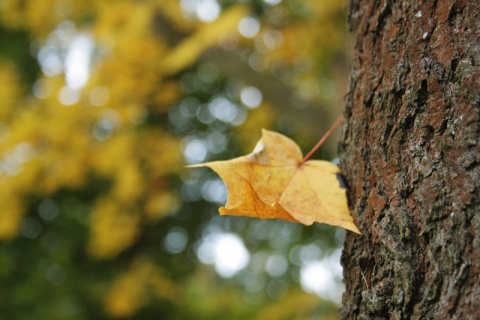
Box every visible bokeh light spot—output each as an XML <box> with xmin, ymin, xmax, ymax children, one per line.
<box><xmin>37</xmin><ymin>46</ymin><xmax>62</xmax><ymax>76</ymax></box>
<box><xmin>38</xmin><ymin>198</ymin><xmax>59</xmax><ymax>221</ymax></box>
<box><xmin>181</xmin><ymin>0</ymin><xmax>220</xmax><ymax>22</ymax></box>
<box><xmin>238</xmin><ymin>16</ymin><xmax>260</xmax><ymax>38</ymax></box>
<box><xmin>197</xmin><ymin>0</ymin><xmax>220</xmax><ymax>22</ymax></box>
<box><xmin>58</xmin><ymin>86</ymin><xmax>79</xmax><ymax>106</ymax></box>
<box><xmin>64</xmin><ymin>35</ymin><xmax>93</xmax><ymax>90</ymax></box>
<box><xmin>92</xmin><ymin>110</ymin><xmax>119</xmax><ymax>141</ymax></box>
<box><xmin>208</xmin><ymin>96</ymin><xmax>239</xmax><ymax>122</ymax></box>
<box><xmin>300</xmin><ymin>250</ymin><xmax>345</xmax><ymax>303</ymax></box>
<box><xmin>13</xmin><ymin>142</ymin><xmax>35</xmax><ymax>163</ymax></box>
<box><xmin>163</xmin><ymin>227</ymin><xmax>188</xmax><ymax>254</ymax></box>
<box><xmin>300</xmin><ymin>261</ymin><xmax>335</xmax><ymax>299</ymax></box>
<box><xmin>197</xmin><ymin>233</ymin><xmax>250</xmax><ymax>278</ymax></box>
<box><xmin>263</xmin><ymin>29</ymin><xmax>284</xmax><ymax>50</ymax></box>
<box><xmin>21</xmin><ymin>217</ymin><xmax>42</xmax><ymax>239</ymax></box>
<box><xmin>182</xmin><ymin>138</ymin><xmax>208</xmax><ymax>164</ymax></box>
<box><xmin>32</xmin><ymin>79</ymin><xmax>52</xmax><ymax>99</ymax></box>
<box><xmin>206</xmin><ymin>131</ymin><xmax>227</xmax><ymax>154</ymax></box>
<box><xmin>201</xmin><ymin>178</ymin><xmax>227</xmax><ymax>204</ymax></box>
<box><xmin>265</xmin><ymin>254</ymin><xmax>288</xmax><ymax>277</ymax></box>
<box><xmin>266</xmin><ymin>279</ymin><xmax>288</xmax><ymax>300</ymax></box>
<box><xmin>240</xmin><ymin>86</ymin><xmax>262</xmax><ymax>109</ymax></box>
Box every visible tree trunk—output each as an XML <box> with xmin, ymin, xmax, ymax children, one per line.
<box><xmin>340</xmin><ymin>0</ymin><xmax>480</xmax><ymax>319</ymax></box>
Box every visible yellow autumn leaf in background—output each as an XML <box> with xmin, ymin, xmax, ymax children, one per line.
<box><xmin>160</xmin><ymin>4</ymin><xmax>249</xmax><ymax>76</ymax></box>
<box><xmin>190</xmin><ymin>129</ymin><xmax>360</xmax><ymax>234</ymax></box>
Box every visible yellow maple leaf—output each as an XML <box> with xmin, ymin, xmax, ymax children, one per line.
<box><xmin>190</xmin><ymin>129</ymin><xmax>360</xmax><ymax>234</ymax></box>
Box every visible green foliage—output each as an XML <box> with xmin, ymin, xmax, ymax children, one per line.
<box><xmin>0</xmin><ymin>0</ymin><xmax>350</xmax><ymax>318</ymax></box>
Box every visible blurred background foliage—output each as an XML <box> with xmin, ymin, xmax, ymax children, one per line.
<box><xmin>0</xmin><ymin>0</ymin><xmax>352</xmax><ymax>318</ymax></box>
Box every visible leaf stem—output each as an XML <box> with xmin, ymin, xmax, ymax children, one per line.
<box><xmin>301</xmin><ymin>115</ymin><xmax>344</xmax><ymax>164</ymax></box>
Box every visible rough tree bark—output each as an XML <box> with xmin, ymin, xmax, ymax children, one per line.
<box><xmin>340</xmin><ymin>0</ymin><xmax>479</xmax><ymax>319</ymax></box>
